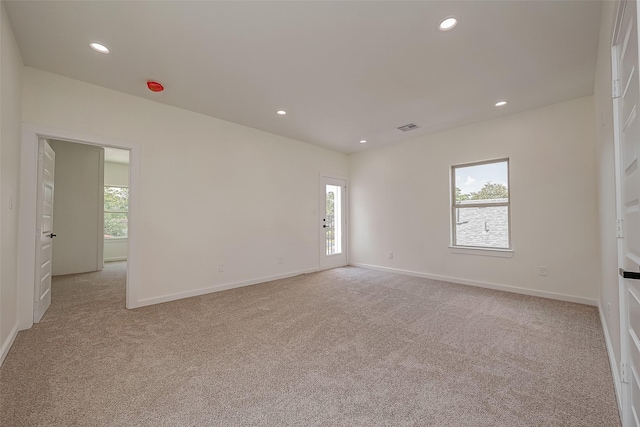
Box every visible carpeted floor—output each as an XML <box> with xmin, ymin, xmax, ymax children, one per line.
<box><xmin>0</xmin><ymin>262</ymin><xmax>621</xmax><ymax>426</ymax></box>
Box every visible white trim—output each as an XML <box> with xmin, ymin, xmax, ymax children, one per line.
<box><xmin>451</xmin><ymin>158</ymin><xmax>511</xmax><ymax>250</ymax></box>
<box><xmin>449</xmin><ymin>246</ymin><xmax>514</xmax><ymax>258</ymax></box>
<box><xmin>612</xmin><ymin>3</ymin><xmax>632</xmax><ymax>424</ymax></box>
<box><xmin>104</xmin><ymin>257</ymin><xmax>127</xmax><ymax>262</ymax></box>
<box><xmin>599</xmin><ymin>302</ymin><xmax>624</xmax><ymax>415</ymax></box>
<box><xmin>18</xmin><ymin>123</ymin><xmax>141</xmax><ymax>331</ymax></box>
<box><xmin>320</xmin><ymin>171</ymin><xmax>348</xmax><ymax>181</ymax></box>
<box><xmin>350</xmin><ymin>263</ymin><xmax>598</xmax><ymax>306</ymax></box>
<box><xmin>0</xmin><ymin>323</ymin><xmax>19</xmax><ymax>367</ymax></box>
<box><xmin>97</xmin><ymin>148</ymin><xmax>104</xmax><ymax>271</ymax></box>
<box><xmin>132</xmin><ymin>267</ymin><xmax>319</xmax><ymax>308</ymax></box>
<box><xmin>17</xmin><ymin>128</ymin><xmax>38</xmax><ymax>330</ymax></box>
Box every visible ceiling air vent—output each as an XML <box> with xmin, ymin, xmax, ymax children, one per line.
<box><xmin>397</xmin><ymin>123</ymin><xmax>420</xmax><ymax>132</ymax></box>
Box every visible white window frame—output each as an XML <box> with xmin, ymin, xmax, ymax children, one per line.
<box><xmin>104</xmin><ymin>185</ymin><xmax>129</xmax><ymax>240</ymax></box>
<box><xmin>450</xmin><ymin>158</ymin><xmax>511</xmax><ymax>252</ymax></box>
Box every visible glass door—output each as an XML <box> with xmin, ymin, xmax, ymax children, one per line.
<box><xmin>320</xmin><ymin>176</ymin><xmax>347</xmax><ymax>268</ymax></box>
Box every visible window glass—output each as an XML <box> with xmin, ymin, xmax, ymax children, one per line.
<box><xmin>452</xmin><ymin>159</ymin><xmax>510</xmax><ymax>249</ymax></box>
<box><xmin>104</xmin><ymin>186</ymin><xmax>128</xmax><ymax>238</ymax></box>
<box><xmin>325</xmin><ymin>185</ymin><xmax>342</xmax><ymax>255</ymax></box>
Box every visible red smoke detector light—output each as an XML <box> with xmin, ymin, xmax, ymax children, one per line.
<box><xmin>146</xmin><ymin>81</ymin><xmax>164</xmax><ymax>92</ymax></box>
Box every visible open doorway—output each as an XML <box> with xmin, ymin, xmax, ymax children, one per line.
<box><xmin>36</xmin><ymin>139</ymin><xmax>130</xmax><ymax>323</ymax></box>
<box><xmin>18</xmin><ymin>124</ymin><xmax>139</xmax><ymax>331</ymax></box>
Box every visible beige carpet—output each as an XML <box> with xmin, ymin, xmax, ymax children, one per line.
<box><xmin>0</xmin><ymin>263</ymin><xmax>620</xmax><ymax>426</ymax></box>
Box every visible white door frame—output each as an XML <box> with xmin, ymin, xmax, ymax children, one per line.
<box><xmin>319</xmin><ymin>173</ymin><xmax>348</xmax><ymax>269</ymax></box>
<box><xmin>17</xmin><ymin>123</ymin><xmax>141</xmax><ymax>330</ymax></box>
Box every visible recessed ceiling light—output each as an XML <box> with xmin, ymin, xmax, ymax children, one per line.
<box><xmin>360</xmin><ymin>140</ymin><xmax>367</xmax><ymax>144</ymax></box>
<box><xmin>90</xmin><ymin>42</ymin><xmax>109</xmax><ymax>53</ymax></box>
<box><xmin>277</xmin><ymin>110</ymin><xmax>287</xmax><ymax>115</ymax></box>
<box><xmin>495</xmin><ymin>101</ymin><xmax>508</xmax><ymax>107</ymax></box>
<box><xmin>439</xmin><ymin>17</ymin><xmax>458</xmax><ymax>31</ymax></box>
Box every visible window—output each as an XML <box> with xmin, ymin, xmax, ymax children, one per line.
<box><xmin>451</xmin><ymin>158</ymin><xmax>510</xmax><ymax>249</ymax></box>
<box><xmin>104</xmin><ymin>186</ymin><xmax>128</xmax><ymax>238</ymax></box>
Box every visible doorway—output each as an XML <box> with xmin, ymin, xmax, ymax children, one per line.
<box><xmin>320</xmin><ymin>176</ymin><xmax>347</xmax><ymax>269</ymax></box>
<box><xmin>35</xmin><ymin>138</ymin><xmax>130</xmax><ymax>322</ymax></box>
<box><xmin>18</xmin><ymin>124</ymin><xmax>139</xmax><ymax>330</ymax></box>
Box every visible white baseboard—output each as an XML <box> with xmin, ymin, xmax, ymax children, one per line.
<box><xmin>598</xmin><ymin>303</ymin><xmax>623</xmax><ymax>414</ymax></box>
<box><xmin>104</xmin><ymin>257</ymin><xmax>127</xmax><ymax>262</ymax></box>
<box><xmin>0</xmin><ymin>323</ymin><xmax>19</xmax><ymax>367</ymax></box>
<box><xmin>349</xmin><ymin>263</ymin><xmax>598</xmax><ymax>306</ymax></box>
<box><xmin>131</xmin><ymin>267</ymin><xmax>319</xmax><ymax>308</ymax></box>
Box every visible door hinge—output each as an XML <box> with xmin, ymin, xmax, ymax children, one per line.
<box><xmin>617</xmin><ymin>219</ymin><xmax>624</xmax><ymax>238</ymax></box>
<box><xmin>613</xmin><ymin>79</ymin><xmax>621</xmax><ymax>98</ymax></box>
<box><xmin>621</xmin><ymin>362</ymin><xmax>630</xmax><ymax>383</ymax></box>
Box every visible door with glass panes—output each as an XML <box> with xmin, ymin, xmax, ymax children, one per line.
<box><xmin>320</xmin><ymin>176</ymin><xmax>347</xmax><ymax>269</ymax></box>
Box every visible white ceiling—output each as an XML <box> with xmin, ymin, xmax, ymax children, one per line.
<box><xmin>5</xmin><ymin>1</ymin><xmax>602</xmax><ymax>154</ymax></box>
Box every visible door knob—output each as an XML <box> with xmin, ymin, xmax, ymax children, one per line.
<box><xmin>49</xmin><ymin>233</ymin><xmax>57</xmax><ymax>238</ymax></box>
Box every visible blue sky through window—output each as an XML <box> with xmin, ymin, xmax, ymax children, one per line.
<box><xmin>455</xmin><ymin>161</ymin><xmax>508</xmax><ymax>195</ymax></box>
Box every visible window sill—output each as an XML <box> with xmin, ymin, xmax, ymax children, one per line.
<box><xmin>449</xmin><ymin>246</ymin><xmax>514</xmax><ymax>258</ymax></box>
<box><xmin>105</xmin><ymin>237</ymin><xmax>128</xmax><ymax>241</ymax></box>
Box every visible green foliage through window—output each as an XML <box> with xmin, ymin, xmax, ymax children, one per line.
<box><xmin>455</xmin><ymin>182</ymin><xmax>508</xmax><ymax>203</ymax></box>
<box><xmin>104</xmin><ymin>186</ymin><xmax>128</xmax><ymax>238</ymax></box>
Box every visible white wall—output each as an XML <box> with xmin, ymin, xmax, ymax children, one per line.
<box><xmin>594</xmin><ymin>0</ymin><xmax>622</xmax><ymax>405</ymax></box>
<box><xmin>349</xmin><ymin>96</ymin><xmax>600</xmax><ymax>304</ymax></box>
<box><xmin>104</xmin><ymin>161</ymin><xmax>128</xmax><ymax>187</ymax></box>
<box><xmin>0</xmin><ymin>0</ymin><xmax>23</xmax><ymax>364</ymax></box>
<box><xmin>22</xmin><ymin>67</ymin><xmax>348</xmax><ymax>306</ymax></box>
<box><xmin>49</xmin><ymin>139</ymin><xmax>104</xmax><ymax>276</ymax></box>
<box><xmin>104</xmin><ymin>161</ymin><xmax>129</xmax><ymax>262</ymax></box>
<box><xmin>103</xmin><ymin>239</ymin><xmax>127</xmax><ymax>262</ymax></box>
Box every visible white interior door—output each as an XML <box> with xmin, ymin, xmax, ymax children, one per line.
<box><xmin>615</xmin><ymin>1</ymin><xmax>640</xmax><ymax>425</ymax></box>
<box><xmin>320</xmin><ymin>176</ymin><xmax>347</xmax><ymax>269</ymax></box>
<box><xmin>34</xmin><ymin>138</ymin><xmax>55</xmax><ymax>323</ymax></box>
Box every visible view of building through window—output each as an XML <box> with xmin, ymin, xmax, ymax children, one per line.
<box><xmin>104</xmin><ymin>186</ymin><xmax>128</xmax><ymax>238</ymax></box>
<box><xmin>452</xmin><ymin>159</ymin><xmax>510</xmax><ymax>249</ymax></box>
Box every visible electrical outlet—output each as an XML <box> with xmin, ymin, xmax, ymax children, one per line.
<box><xmin>607</xmin><ymin>303</ymin><xmax>611</xmax><ymax>318</ymax></box>
<box><xmin>218</xmin><ymin>264</ymin><xmax>224</xmax><ymax>272</ymax></box>
<box><xmin>538</xmin><ymin>266</ymin><xmax>548</xmax><ymax>276</ymax></box>
<box><xmin>277</xmin><ymin>257</ymin><xmax>283</xmax><ymax>264</ymax></box>
<box><xmin>388</xmin><ymin>252</ymin><xmax>394</xmax><ymax>260</ymax></box>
